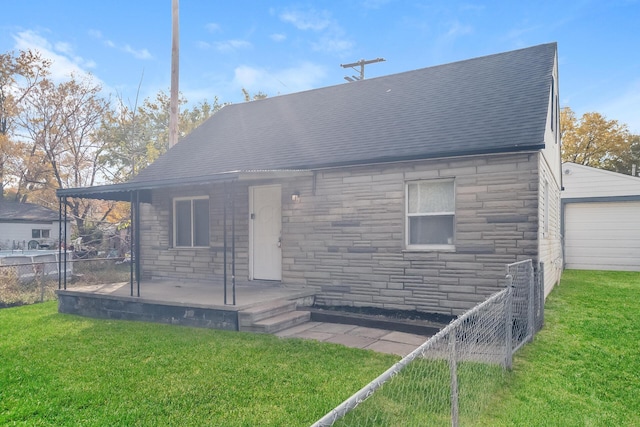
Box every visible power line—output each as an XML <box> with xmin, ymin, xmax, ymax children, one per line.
<box><xmin>340</xmin><ymin>57</ymin><xmax>386</xmax><ymax>82</ymax></box>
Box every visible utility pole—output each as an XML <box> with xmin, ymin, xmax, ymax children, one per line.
<box><xmin>168</xmin><ymin>0</ymin><xmax>179</xmax><ymax>148</ymax></box>
<box><xmin>341</xmin><ymin>57</ymin><xmax>385</xmax><ymax>82</ymax></box>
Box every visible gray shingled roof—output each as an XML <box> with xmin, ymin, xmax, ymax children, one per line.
<box><xmin>0</xmin><ymin>201</ymin><xmax>62</xmax><ymax>222</ymax></box>
<box><xmin>131</xmin><ymin>43</ymin><xmax>556</xmax><ymax>185</ymax></box>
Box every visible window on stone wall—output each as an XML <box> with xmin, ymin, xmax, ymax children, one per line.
<box><xmin>173</xmin><ymin>196</ymin><xmax>210</xmax><ymax>247</ymax></box>
<box><xmin>32</xmin><ymin>229</ymin><xmax>50</xmax><ymax>239</ymax></box>
<box><xmin>406</xmin><ymin>179</ymin><xmax>455</xmax><ymax>249</ymax></box>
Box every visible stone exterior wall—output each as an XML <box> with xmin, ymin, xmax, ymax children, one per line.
<box><xmin>139</xmin><ymin>183</ymin><xmax>251</xmax><ymax>281</ymax></box>
<box><xmin>282</xmin><ymin>152</ymin><xmax>540</xmax><ymax>316</ymax></box>
<box><xmin>138</xmin><ymin>152</ymin><xmax>542</xmax><ymax>316</ymax></box>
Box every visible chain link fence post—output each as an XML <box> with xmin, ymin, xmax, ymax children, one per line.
<box><xmin>527</xmin><ymin>262</ymin><xmax>535</xmax><ymax>343</ymax></box>
<box><xmin>504</xmin><ymin>274</ymin><xmax>514</xmax><ymax>370</ymax></box>
<box><xmin>448</xmin><ymin>331</ymin><xmax>459</xmax><ymax>427</ymax></box>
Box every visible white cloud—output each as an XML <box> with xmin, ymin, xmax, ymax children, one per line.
<box><xmin>503</xmin><ymin>24</ymin><xmax>542</xmax><ymax>47</ymax></box>
<box><xmin>444</xmin><ymin>20</ymin><xmax>473</xmax><ymax>38</ymax></box>
<box><xmin>459</xmin><ymin>3</ymin><xmax>486</xmax><ymax>12</ymax></box>
<box><xmin>123</xmin><ymin>45</ymin><xmax>152</xmax><ymax>60</ymax></box>
<box><xmin>430</xmin><ymin>20</ymin><xmax>474</xmax><ymax>60</ymax></box>
<box><xmin>232</xmin><ymin>62</ymin><xmax>327</xmax><ymax>96</ymax></box>
<box><xmin>206</xmin><ymin>23</ymin><xmax>221</xmax><ymax>33</ymax></box>
<box><xmin>234</xmin><ymin>66</ymin><xmax>261</xmax><ymax>88</ymax></box>
<box><xmin>278</xmin><ymin>7</ymin><xmax>353</xmax><ymax>55</ymax></box>
<box><xmin>600</xmin><ymin>79</ymin><xmax>640</xmax><ymax>134</ymax></box>
<box><xmin>87</xmin><ymin>27</ymin><xmax>152</xmax><ymax>60</ymax></box>
<box><xmin>360</xmin><ymin>0</ymin><xmax>393</xmax><ymax>9</ymax></box>
<box><xmin>279</xmin><ymin>8</ymin><xmax>332</xmax><ymax>31</ymax></box>
<box><xmin>54</xmin><ymin>41</ymin><xmax>73</xmax><ymax>55</ymax></box>
<box><xmin>312</xmin><ymin>36</ymin><xmax>353</xmax><ymax>54</ymax></box>
<box><xmin>204</xmin><ymin>39</ymin><xmax>252</xmax><ymax>53</ymax></box>
<box><xmin>12</xmin><ymin>30</ymin><xmax>98</xmax><ymax>82</ymax></box>
<box><xmin>270</xmin><ymin>33</ymin><xmax>286</xmax><ymax>42</ymax></box>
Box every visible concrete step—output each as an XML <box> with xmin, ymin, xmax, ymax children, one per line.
<box><xmin>238</xmin><ymin>299</ymin><xmax>298</xmax><ymax>328</ymax></box>
<box><xmin>242</xmin><ymin>310</ymin><xmax>311</xmax><ymax>334</ymax></box>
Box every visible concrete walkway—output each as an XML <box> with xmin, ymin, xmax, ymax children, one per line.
<box><xmin>275</xmin><ymin>321</ymin><xmax>430</xmax><ymax>356</ymax></box>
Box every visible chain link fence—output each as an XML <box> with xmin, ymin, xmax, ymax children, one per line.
<box><xmin>0</xmin><ymin>252</ymin><xmax>130</xmax><ymax>307</ymax></box>
<box><xmin>313</xmin><ymin>259</ymin><xmax>542</xmax><ymax>427</ymax></box>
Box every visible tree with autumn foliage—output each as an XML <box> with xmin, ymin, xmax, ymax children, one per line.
<box><xmin>17</xmin><ymin>74</ymin><xmax>111</xmax><ymax>232</ymax></box>
<box><xmin>560</xmin><ymin>107</ymin><xmax>634</xmax><ymax>172</ymax></box>
<box><xmin>1</xmin><ymin>47</ymin><xmax>261</xmax><ymax>250</ymax></box>
<box><xmin>100</xmin><ymin>90</ymin><xmax>225</xmax><ymax>184</ymax></box>
<box><xmin>605</xmin><ymin>134</ymin><xmax>640</xmax><ymax>176</ymax></box>
<box><xmin>0</xmin><ymin>50</ymin><xmax>50</xmax><ymax>199</ymax></box>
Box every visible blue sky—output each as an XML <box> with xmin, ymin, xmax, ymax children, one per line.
<box><xmin>1</xmin><ymin>0</ymin><xmax>639</xmax><ymax>132</ymax></box>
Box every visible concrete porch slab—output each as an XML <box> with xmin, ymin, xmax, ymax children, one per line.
<box><xmin>57</xmin><ymin>278</ymin><xmax>316</xmax><ymax>331</ymax></box>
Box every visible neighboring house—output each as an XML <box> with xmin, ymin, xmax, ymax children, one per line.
<box><xmin>561</xmin><ymin>162</ymin><xmax>640</xmax><ymax>271</ymax></box>
<box><xmin>58</xmin><ymin>43</ymin><xmax>563</xmax><ymax>315</ymax></box>
<box><xmin>0</xmin><ymin>200</ymin><xmax>71</xmax><ymax>250</ymax></box>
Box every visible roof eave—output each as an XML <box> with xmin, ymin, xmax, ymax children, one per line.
<box><xmin>289</xmin><ymin>143</ymin><xmax>546</xmax><ymax>170</ymax></box>
<box><xmin>57</xmin><ymin>144</ymin><xmax>544</xmax><ymax>201</ymax></box>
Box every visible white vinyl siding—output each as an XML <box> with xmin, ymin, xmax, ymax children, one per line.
<box><xmin>406</xmin><ymin>179</ymin><xmax>455</xmax><ymax>249</ymax></box>
<box><xmin>173</xmin><ymin>197</ymin><xmax>210</xmax><ymax>248</ymax></box>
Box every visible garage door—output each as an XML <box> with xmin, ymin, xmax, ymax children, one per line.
<box><xmin>564</xmin><ymin>201</ymin><xmax>640</xmax><ymax>271</ymax></box>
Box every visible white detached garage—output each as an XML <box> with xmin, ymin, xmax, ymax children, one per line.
<box><xmin>562</xmin><ymin>163</ymin><xmax>640</xmax><ymax>271</ymax></box>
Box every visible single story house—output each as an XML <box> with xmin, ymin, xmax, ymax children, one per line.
<box><xmin>0</xmin><ymin>200</ymin><xmax>71</xmax><ymax>250</ymax></box>
<box><xmin>561</xmin><ymin>162</ymin><xmax>640</xmax><ymax>271</ymax></box>
<box><xmin>58</xmin><ymin>42</ymin><xmax>563</xmax><ymax>316</ymax></box>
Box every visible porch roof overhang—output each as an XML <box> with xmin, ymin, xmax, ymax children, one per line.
<box><xmin>56</xmin><ymin>169</ymin><xmax>314</xmax><ymax>202</ymax></box>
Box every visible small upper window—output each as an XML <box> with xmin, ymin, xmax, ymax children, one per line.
<box><xmin>406</xmin><ymin>179</ymin><xmax>455</xmax><ymax>249</ymax></box>
<box><xmin>173</xmin><ymin>197</ymin><xmax>210</xmax><ymax>247</ymax></box>
<box><xmin>543</xmin><ymin>179</ymin><xmax>550</xmax><ymax>236</ymax></box>
<box><xmin>551</xmin><ymin>78</ymin><xmax>555</xmax><ymax>132</ymax></box>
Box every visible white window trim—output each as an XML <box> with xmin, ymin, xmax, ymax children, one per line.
<box><xmin>32</xmin><ymin>229</ymin><xmax>51</xmax><ymax>239</ymax></box>
<box><xmin>173</xmin><ymin>196</ymin><xmax>210</xmax><ymax>248</ymax></box>
<box><xmin>543</xmin><ymin>179</ymin><xmax>550</xmax><ymax>238</ymax></box>
<box><xmin>405</xmin><ymin>179</ymin><xmax>456</xmax><ymax>251</ymax></box>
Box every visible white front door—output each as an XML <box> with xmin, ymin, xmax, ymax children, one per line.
<box><xmin>249</xmin><ymin>185</ymin><xmax>282</xmax><ymax>280</ymax></box>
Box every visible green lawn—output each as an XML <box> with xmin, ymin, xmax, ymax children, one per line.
<box><xmin>331</xmin><ymin>269</ymin><xmax>640</xmax><ymax>426</ymax></box>
<box><xmin>0</xmin><ymin>302</ymin><xmax>397</xmax><ymax>426</ymax></box>
<box><xmin>476</xmin><ymin>270</ymin><xmax>640</xmax><ymax>426</ymax></box>
<box><xmin>2</xmin><ymin>270</ymin><xmax>638</xmax><ymax>426</ymax></box>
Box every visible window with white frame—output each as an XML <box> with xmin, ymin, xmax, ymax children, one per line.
<box><xmin>32</xmin><ymin>229</ymin><xmax>50</xmax><ymax>239</ymax></box>
<box><xmin>173</xmin><ymin>196</ymin><xmax>210</xmax><ymax>247</ymax></box>
<box><xmin>543</xmin><ymin>179</ymin><xmax>550</xmax><ymax>236</ymax></box>
<box><xmin>406</xmin><ymin>179</ymin><xmax>455</xmax><ymax>248</ymax></box>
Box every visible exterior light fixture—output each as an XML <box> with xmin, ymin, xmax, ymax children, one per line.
<box><xmin>291</xmin><ymin>191</ymin><xmax>300</xmax><ymax>202</ymax></box>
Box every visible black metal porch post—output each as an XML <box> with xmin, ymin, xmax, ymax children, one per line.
<box><xmin>223</xmin><ymin>182</ymin><xmax>228</xmax><ymax>305</ymax></box>
<box><xmin>58</xmin><ymin>197</ymin><xmax>62</xmax><ymax>290</ymax></box>
<box><xmin>134</xmin><ymin>190</ymin><xmax>141</xmax><ymax>297</ymax></box>
<box><xmin>129</xmin><ymin>191</ymin><xmax>134</xmax><ymax>297</ymax></box>
<box><xmin>63</xmin><ymin>197</ymin><xmax>68</xmax><ymax>290</ymax></box>
<box><xmin>231</xmin><ymin>180</ymin><xmax>236</xmax><ymax>305</ymax></box>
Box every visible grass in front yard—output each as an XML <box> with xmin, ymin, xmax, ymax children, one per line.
<box><xmin>0</xmin><ymin>302</ymin><xmax>397</xmax><ymax>426</ymax></box>
<box><xmin>476</xmin><ymin>270</ymin><xmax>640</xmax><ymax>426</ymax></box>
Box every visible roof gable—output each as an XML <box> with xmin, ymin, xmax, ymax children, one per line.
<box><xmin>130</xmin><ymin>43</ymin><xmax>557</xmax><ymax>185</ymax></box>
<box><xmin>562</xmin><ymin>162</ymin><xmax>640</xmax><ymax>198</ymax></box>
